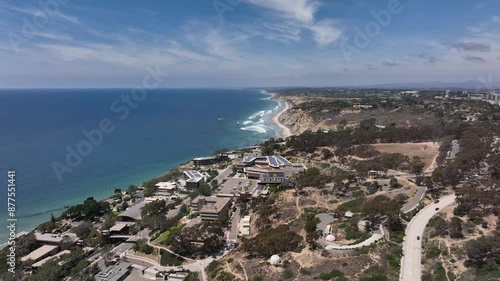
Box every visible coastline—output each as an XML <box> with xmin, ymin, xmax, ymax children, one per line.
<box><xmin>271</xmin><ymin>96</ymin><xmax>293</xmax><ymax>138</ymax></box>
<box><xmin>0</xmin><ymin>89</ymin><xmax>282</xmax><ymax>244</ymax></box>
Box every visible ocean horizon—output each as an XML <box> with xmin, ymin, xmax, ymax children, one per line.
<box><xmin>0</xmin><ymin>88</ymin><xmax>282</xmax><ymax>243</ymax></box>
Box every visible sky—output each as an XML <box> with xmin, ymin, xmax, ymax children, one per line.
<box><xmin>0</xmin><ymin>0</ymin><xmax>499</xmax><ymax>88</ymax></box>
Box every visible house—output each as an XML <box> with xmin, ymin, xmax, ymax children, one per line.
<box><xmin>184</xmin><ymin>171</ymin><xmax>205</xmax><ymax>189</ymax></box>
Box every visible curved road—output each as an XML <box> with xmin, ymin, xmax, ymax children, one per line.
<box><xmin>400</xmin><ymin>194</ymin><xmax>456</xmax><ymax>281</ymax></box>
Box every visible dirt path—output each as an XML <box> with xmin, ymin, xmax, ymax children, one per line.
<box><xmin>225</xmin><ymin>261</ymin><xmax>244</xmax><ymax>280</ymax></box>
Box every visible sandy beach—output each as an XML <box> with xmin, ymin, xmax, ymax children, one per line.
<box><xmin>272</xmin><ymin>99</ymin><xmax>293</xmax><ymax>138</ymax></box>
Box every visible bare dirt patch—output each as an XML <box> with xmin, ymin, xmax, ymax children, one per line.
<box><xmin>373</xmin><ymin>142</ymin><xmax>440</xmax><ymax>171</ymax></box>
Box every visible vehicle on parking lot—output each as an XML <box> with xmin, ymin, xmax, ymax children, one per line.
<box><xmin>417</xmin><ymin>236</ymin><xmax>420</xmax><ymax>240</ymax></box>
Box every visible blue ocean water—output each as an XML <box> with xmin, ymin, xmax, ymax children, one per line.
<box><xmin>0</xmin><ymin>88</ymin><xmax>281</xmax><ymax>243</ymax></box>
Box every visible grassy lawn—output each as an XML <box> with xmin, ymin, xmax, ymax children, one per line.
<box><xmin>155</xmin><ymin>224</ymin><xmax>183</xmax><ymax>243</ymax></box>
<box><xmin>112</xmin><ymin>210</ymin><xmax>123</xmax><ymax>216</ymax></box>
<box><xmin>338</xmin><ymin>197</ymin><xmax>366</xmax><ymax>213</ymax></box>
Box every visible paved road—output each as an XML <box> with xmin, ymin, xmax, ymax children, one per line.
<box><xmin>400</xmin><ymin>194</ymin><xmax>456</xmax><ymax>281</ymax></box>
<box><xmin>401</xmin><ymin>186</ymin><xmax>427</xmax><ymax>214</ymax></box>
<box><xmin>228</xmin><ymin>207</ymin><xmax>241</xmax><ymax>241</ymax></box>
<box><xmin>447</xmin><ymin>140</ymin><xmax>460</xmax><ymax>160</ymax></box>
<box><xmin>213</xmin><ymin>167</ymin><xmax>232</xmax><ymax>183</ymax></box>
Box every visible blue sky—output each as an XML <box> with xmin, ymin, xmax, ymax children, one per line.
<box><xmin>0</xmin><ymin>0</ymin><xmax>499</xmax><ymax>88</ymax></box>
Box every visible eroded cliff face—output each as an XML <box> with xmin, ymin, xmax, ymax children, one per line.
<box><xmin>279</xmin><ymin>97</ymin><xmax>336</xmax><ymax>134</ymax></box>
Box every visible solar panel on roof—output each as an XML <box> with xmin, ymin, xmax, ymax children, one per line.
<box><xmin>267</xmin><ymin>156</ymin><xmax>280</xmax><ymax>168</ymax></box>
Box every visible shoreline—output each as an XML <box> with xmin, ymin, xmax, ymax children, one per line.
<box><xmin>271</xmin><ymin>97</ymin><xmax>293</xmax><ymax>138</ymax></box>
<box><xmin>1</xmin><ymin>91</ymin><xmax>285</xmax><ymax>244</ymax></box>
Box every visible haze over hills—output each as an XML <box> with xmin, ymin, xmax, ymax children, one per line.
<box><xmin>354</xmin><ymin>80</ymin><xmax>500</xmax><ymax>90</ymax></box>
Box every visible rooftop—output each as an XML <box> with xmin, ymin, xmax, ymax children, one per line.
<box><xmin>119</xmin><ymin>201</ymin><xmax>146</xmax><ymax>221</ymax></box>
<box><xmin>155</xmin><ymin>181</ymin><xmax>178</xmax><ymax>190</ymax></box>
<box><xmin>96</xmin><ymin>262</ymin><xmax>132</xmax><ymax>281</ymax></box>
<box><xmin>32</xmin><ymin>250</ymin><xmax>70</xmax><ymax>268</ymax></box>
<box><xmin>35</xmin><ymin>232</ymin><xmax>78</xmax><ymax>244</ymax></box>
<box><xmin>184</xmin><ymin>170</ymin><xmax>204</xmax><ymax>183</ymax></box>
<box><xmin>200</xmin><ymin>197</ymin><xmax>231</xmax><ymax>214</ymax></box>
<box><xmin>21</xmin><ymin>245</ymin><xmax>58</xmax><ymax>262</ymax></box>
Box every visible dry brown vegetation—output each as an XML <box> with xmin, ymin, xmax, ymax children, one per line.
<box><xmin>373</xmin><ymin>142</ymin><xmax>440</xmax><ymax>171</ymax></box>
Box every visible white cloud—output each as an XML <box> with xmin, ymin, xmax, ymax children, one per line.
<box><xmin>35</xmin><ymin>32</ymin><xmax>72</xmax><ymax>41</ymax></box>
<box><xmin>246</xmin><ymin>0</ymin><xmax>341</xmax><ymax>46</ymax></box>
<box><xmin>246</xmin><ymin>0</ymin><xmax>319</xmax><ymax>24</ymax></box>
<box><xmin>307</xmin><ymin>20</ymin><xmax>341</xmax><ymax>46</ymax></box>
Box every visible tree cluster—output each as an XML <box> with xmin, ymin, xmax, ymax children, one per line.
<box><xmin>242</xmin><ymin>224</ymin><xmax>302</xmax><ymax>257</ymax></box>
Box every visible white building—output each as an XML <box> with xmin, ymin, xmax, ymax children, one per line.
<box><xmin>239</xmin><ymin>215</ymin><xmax>251</xmax><ymax>236</ymax></box>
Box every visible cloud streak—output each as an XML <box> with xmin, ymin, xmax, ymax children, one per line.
<box><xmin>246</xmin><ymin>0</ymin><xmax>341</xmax><ymax>46</ymax></box>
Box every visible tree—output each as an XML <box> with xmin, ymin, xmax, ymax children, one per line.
<box><xmin>448</xmin><ymin>217</ymin><xmax>464</xmax><ymax>238</ymax></box>
<box><xmin>359</xmin><ymin>118</ymin><xmax>376</xmax><ymax>130</ymax></box>
<box><xmin>127</xmin><ymin>185</ymin><xmax>137</xmax><ymax>194</ymax></box>
<box><xmin>75</xmin><ymin>221</ymin><xmax>93</xmax><ymax>238</ymax></box>
<box><xmin>409</xmin><ymin>157</ymin><xmax>424</xmax><ymax>174</ymax></box>
<box><xmin>338</xmin><ymin>119</ymin><xmax>347</xmax><ymax>130</ymax></box>
<box><xmin>389</xmin><ymin>178</ymin><xmax>401</xmax><ymax>189</ymax></box>
<box><xmin>242</xmin><ymin>225</ymin><xmax>302</xmax><ymax>257</ymax></box>
<box><xmin>363</xmin><ymin>196</ymin><xmax>400</xmax><ymax>225</ymax></box>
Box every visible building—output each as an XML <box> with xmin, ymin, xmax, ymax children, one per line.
<box><xmin>155</xmin><ymin>181</ymin><xmax>178</xmax><ymax>196</ymax></box>
<box><xmin>191</xmin><ymin>197</ymin><xmax>231</xmax><ymax>221</ymax></box>
<box><xmin>35</xmin><ymin>232</ymin><xmax>79</xmax><ymax>246</ymax></box>
<box><xmin>445</xmin><ymin>90</ymin><xmax>451</xmax><ymax>99</ymax></box>
<box><xmin>344</xmin><ymin>211</ymin><xmax>354</xmax><ymax>218</ymax></box>
<box><xmin>96</xmin><ymin>262</ymin><xmax>131</xmax><ymax>281</ymax></box>
<box><xmin>193</xmin><ymin>153</ymin><xmax>229</xmax><ymax>167</ymax></box>
<box><xmin>167</xmin><ymin>272</ymin><xmax>189</xmax><ymax>281</ymax></box>
<box><xmin>118</xmin><ymin>201</ymin><xmax>146</xmax><ymax>221</ymax></box>
<box><xmin>21</xmin><ymin>245</ymin><xmax>59</xmax><ymax>263</ymax></box>
<box><xmin>353</xmin><ymin>104</ymin><xmax>373</xmax><ymax>109</ymax></box>
<box><xmin>358</xmin><ymin>220</ymin><xmax>370</xmax><ymax>231</ymax></box>
<box><xmin>239</xmin><ymin>215</ymin><xmax>251</xmax><ymax>236</ymax></box>
<box><xmin>32</xmin><ymin>250</ymin><xmax>70</xmax><ymax>269</ymax></box>
<box><xmin>245</xmin><ymin>167</ymin><xmax>285</xmax><ymax>180</ymax></box>
<box><xmin>184</xmin><ymin>171</ymin><xmax>205</xmax><ymax>189</ymax></box>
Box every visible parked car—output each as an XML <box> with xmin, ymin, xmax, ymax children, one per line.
<box><xmin>434</xmin><ymin>200</ymin><xmax>440</xmax><ymax>204</ymax></box>
<box><xmin>417</xmin><ymin>236</ymin><xmax>420</xmax><ymax>240</ymax></box>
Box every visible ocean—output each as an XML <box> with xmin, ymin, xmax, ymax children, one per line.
<box><xmin>0</xmin><ymin>88</ymin><xmax>281</xmax><ymax>243</ymax></box>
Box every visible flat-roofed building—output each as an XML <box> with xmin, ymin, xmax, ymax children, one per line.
<box><xmin>32</xmin><ymin>250</ymin><xmax>70</xmax><ymax>268</ymax></box>
<box><xmin>35</xmin><ymin>232</ymin><xmax>78</xmax><ymax>246</ymax></box>
<box><xmin>184</xmin><ymin>171</ymin><xmax>205</xmax><ymax>189</ymax></box>
<box><xmin>21</xmin><ymin>245</ymin><xmax>58</xmax><ymax>263</ymax></box>
<box><xmin>192</xmin><ymin>197</ymin><xmax>231</xmax><ymax>221</ymax></box>
<box><xmin>193</xmin><ymin>154</ymin><xmax>229</xmax><ymax>167</ymax></box>
<box><xmin>96</xmin><ymin>261</ymin><xmax>131</xmax><ymax>281</ymax></box>
<box><xmin>155</xmin><ymin>181</ymin><xmax>178</xmax><ymax>196</ymax></box>
<box><xmin>239</xmin><ymin>215</ymin><xmax>251</xmax><ymax>236</ymax></box>
<box><xmin>245</xmin><ymin>167</ymin><xmax>285</xmax><ymax>179</ymax></box>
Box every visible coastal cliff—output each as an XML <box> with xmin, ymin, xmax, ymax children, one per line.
<box><xmin>276</xmin><ymin>96</ymin><xmax>338</xmax><ymax>135</ymax></box>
